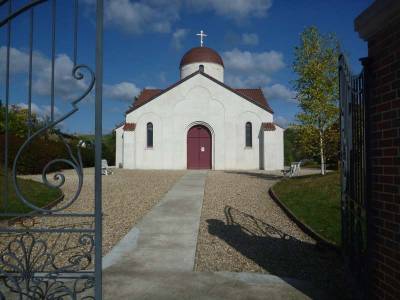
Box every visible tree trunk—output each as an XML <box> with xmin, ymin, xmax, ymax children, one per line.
<box><xmin>320</xmin><ymin>132</ymin><xmax>325</xmax><ymax>175</ymax></box>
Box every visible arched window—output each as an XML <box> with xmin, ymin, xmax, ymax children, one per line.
<box><xmin>147</xmin><ymin>122</ymin><xmax>153</xmax><ymax>148</ymax></box>
<box><xmin>245</xmin><ymin>122</ymin><xmax>252</xmax><ymax>147</ymax></box>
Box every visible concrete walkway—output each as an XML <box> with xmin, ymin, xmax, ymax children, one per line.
<box><xmin>103</xmin><ymin>171</ymin><xmax>206</xmax><ymax>272</ymax></box>
<box><xmin>102</xmin><ymin>171</ymin><xmax>326</xmax><ymax>299</ymax></box>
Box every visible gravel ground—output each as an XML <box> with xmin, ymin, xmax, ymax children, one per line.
<box><xmin>100</xmin><ymin>168</ymin><xmax>186</xmax><ymax>253</ymax></box>
<box><xmin>195</xmin><ymin>170</ymin><xmax>352</xmax><ymax>298</ymax></box>
<box><xmin>1</xmin><ymin>168</ymin><xmax>185</xmax><ymax>258</ymax></box>
<box><xmin>0</xmin><ymin>168</ymin><xmax>184</xmax><ymax>298</ymax></box>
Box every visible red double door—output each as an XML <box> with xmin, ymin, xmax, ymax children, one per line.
<box><xmin>187</xmin><ymin>125</ymin><xmax>212</xmax><ymax>169</ymax></box>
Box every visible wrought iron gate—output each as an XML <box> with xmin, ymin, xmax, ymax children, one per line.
<box><xmin>339</xmin><ymin>55</ymin><xmax>367</xmax><ymax>288</ymax></box>
<box><xmin>0</xmin><ymin>0</ymin><xmax>103</xmax><ymax>298</ymax></box>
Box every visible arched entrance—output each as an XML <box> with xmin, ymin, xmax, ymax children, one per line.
<box><xmin>187</xmin><ymin>125</ymin><xmax>212</xmax><ymax>169</ymax></box>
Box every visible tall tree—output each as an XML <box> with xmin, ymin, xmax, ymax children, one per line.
<box><xmin>293</xmin><ymin>26</ymin><xmax>340</xmax><ymax>175</ymax></box>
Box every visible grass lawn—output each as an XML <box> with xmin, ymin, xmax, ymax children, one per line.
<box><xmin>0</xmin><ymin>174</ymin><xmax>62</xmax><ymax>218</ymax></box>
<box><xmin>273</xmin><ymin>172</ymin><xmax>341</xmax><ymax>245</ymax></box>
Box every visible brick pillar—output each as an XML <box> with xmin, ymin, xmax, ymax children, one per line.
<box><xmin>355</xmin><ymin>1</ymin><xmax>400</xmax><ymax>298</ymax></box>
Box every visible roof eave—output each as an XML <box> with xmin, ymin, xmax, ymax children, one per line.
<box><xmin>114</xmin><ymin>121</ymin><xmax>125</xmax><ymax>130</ymax></box>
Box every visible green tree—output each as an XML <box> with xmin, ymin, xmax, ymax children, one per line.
<box><xmin>284</xmin><ymin>126</ymin><xmax>304</xmax><ymax>165</ymax></box>
<box><xmin>0</xmin><ymin>104</ymin><xmax>41</xmax><ymax>138</ymax></box>
<box><xmin>292</xmin><ymin>26</ymin><xmax>340</xmax><ymax>175</ymax></box>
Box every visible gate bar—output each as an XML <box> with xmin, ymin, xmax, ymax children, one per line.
<box><xmin>95</xmin><ymin>0</ymin><xmax>104</xmax><ymax>298</ymax></box>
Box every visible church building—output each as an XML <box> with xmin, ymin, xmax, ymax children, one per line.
<box><xmin>115</xmin><ymin>35</ymin><xmax>284</xmax><ymax>170</ymax></box>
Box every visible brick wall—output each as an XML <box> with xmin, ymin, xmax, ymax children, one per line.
<box><xmin>365</xmin><ymin>14</ymin><xmax>400</xmax><ymax>299</ymax></box>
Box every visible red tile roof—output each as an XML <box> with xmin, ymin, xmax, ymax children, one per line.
<box><xmin>123</xmin><ymin>123</ymin><xmax>136</xmax><ymax>131</ymax></box>
<box><xmin>234</xmin><ymin>89</ymin><xmax>272</xmax><ymax>111</ymax></box>
<box><xmin>133</xmin><ymin>89</ymin><xmax>163</xmax><ymax>108</ymax></box>
<box><xmin>262</xmin><ymin>122</ymin><xmax>276</xmax><ymax>131</ymax></box>
<box><xmin>126</xmin><ymin>71</ymin><xmax>273</xmax><ymax>114</ymax></box>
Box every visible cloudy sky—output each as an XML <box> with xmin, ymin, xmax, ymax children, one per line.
<box><xmin>0</xmin><ymin>0</ymin><xmax>372</xmax><ymax>133</ymax></box>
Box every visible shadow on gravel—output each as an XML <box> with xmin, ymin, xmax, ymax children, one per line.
<box><xmin>224</xmin><ymin>171</ymin><xmax>282</xmax><ymax>180</ymax></box>
<box><xmin>206</xmin><ymin>206</ymin><xmax>354</xmax><ymax>300</ymax></box>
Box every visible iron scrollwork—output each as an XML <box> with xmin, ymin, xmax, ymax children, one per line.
<box><xmin>0</xmin><ymin>234</ymin><xmax>95</xmax><ymax>299</ymax></box>
<box><xmin>12</xmin><ymin>65</ymin><xmax>95</xmax><ymax>213</ymax></box>
<box><xmin>1</xmin><ymin>0</ymin><xmax>103</xmax><ymax>298</ymax></box>
<box><xmin>1</xmin><ymin>63</ymin><xmax>96</xmax><ymax>298</ymax></box>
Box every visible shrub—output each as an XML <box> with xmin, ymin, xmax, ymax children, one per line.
<box><xmin>0</xmin><ymin>134</ymin><xmax>95</xmax><ymax>175</ymax></box>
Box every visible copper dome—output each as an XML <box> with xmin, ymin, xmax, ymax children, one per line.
<box><xmin>180</xmin><ymin>47</ymin><xmax>224</xmax><ymax>68</ymax></box>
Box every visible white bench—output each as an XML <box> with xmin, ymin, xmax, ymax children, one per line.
<box><xmin>101</xmin><ymin>159</ymin><xmax>113</xmax><ymax>175</ymax></box>
<box><xmin>282</xmin><ymin>161</ymin><xmax>302</xmax><ymax>178</ymax></box>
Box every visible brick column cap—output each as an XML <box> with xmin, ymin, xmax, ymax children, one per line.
<box><xmin>355</xmin><ymin>0</ymin><xmax>400</xmax><ymax>41</ymax></box>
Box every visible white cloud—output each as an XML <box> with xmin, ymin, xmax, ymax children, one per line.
<box><xmin>1</xmin><ymin>46</ymin><xmax>138</xmax><ymax>104</ymax></box>
<box><xmin>171</xmin><ymin>28</ymin><xmax>189</xmax><ymax>50</ymax></box>
<box><xmin>242</xmin><ymin>33</ymin><xmax>259</xmax><ymax>46</ymax></box>
<box><xmin>0</xmin><ymin>46</ymin><xmax>92</xmax><ymax>101</ymax></box>
<box><xmin>104</xmin><ymin>81</ymin><xmax>141</xmax><ymax>101</ymax></box>
<box><xmin>223</xmin><ymin>49</ymin><xmax>285</xmax><ymax>74</ymax></box>
<box><xmin>84</xmin><ymin>0</ymin><xmax>180</xmax><ymax>34</ymax></box>
<box><xmin>16</xmin><ymin>102</ymin><xmax>62</xmax><ymax>119</ymax></box>
<box><xmin>0</xmin><ymin>46</ymin><xmax>48</xmax><ymax>79</ymax></box>
<box><xmin>32</xmin><ymin>54</ymin><xmax>89</xmax><ymax>100</ymax></box>
<box><xmin>223</xmin><ymin>49</ymin><xmax>284</xmax><ymax>88</ymax></box>
<box><xmin>83</xmin><ymin>0</ymin><xmax>272</xmax><ymax>34</ymax></box>
<box><xmin>223</xmin><ymin>32</ymin><xmax>260</xmax><ymax>48</ymax></box>
<box><xmin>187</xmin><ymin>0</ymin><xmax>272</xmax><ymax>19</ymax></box>
<box><xmin>16</xmin><ymin>103</ymin><xmax>40</xmax><ymax>114</ymax></box>
<box><xmin>263</xmin><ymin>84</ymin><xmax>297</xmax><ymax>103</ymax></box>
<box><xmin>42</xmin><ymin>105</ymin><xmax>62</xmax><ymax>117</ymax></box>
<box><xmin>226</xmin><ymin>74</ymin><xmax>271</xmax><ymax>87</ymax></box>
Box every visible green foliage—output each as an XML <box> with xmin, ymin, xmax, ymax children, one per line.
<box><xmin>273</xmin><ymin>172</ymin><xmax>341</xmax><ymax>245</ymax></box>
<box><xmin>0</xmin><ymin>104</ymin><xmax>42</xmax><ymax>138</ymax></box>
<box><xmin>76</xmin><ymin>132</ymin><xmax>116</xmax><ymax>166</ymax></box>
<box><xmin>0</xmin><ymin>104</ymin><xmax>96</xmax><ymax>174</ymax></box>
<box><xmin>102</xmin><ymin>132</ymin><xmax>116</xmax><ymax>166</ymax></box>
<box><xmin>0</xmin><ymin>133</ymin><xmax>95</xmax><ymax>175</ymax></box>
<box><xmin>284</xmin><ymin>127</ymin><xmax>304</xmax><ymax>165</ymax></box>
<box><xmin>324</xmin><ymin>122</ymin><xmax>340</xmax><ymax>169</ymax></box>
<box><xmin>292</xmin><ymin>26</ymin><xmax>341</xmax><ymax>174</ymax></box>
<box><xmin>0</xmin><ymin>104</ymin><xmax>115</xmax><ymax>174</ymax></box>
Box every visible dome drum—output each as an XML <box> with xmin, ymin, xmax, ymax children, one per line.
<box><xmin>180</xmin><ymin>47</ymin><xmax>224</xmax><ymax>82</ymax></box>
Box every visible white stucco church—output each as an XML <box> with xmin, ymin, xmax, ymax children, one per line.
<box><xmin>115</xmin><ymin>33</ymin><xmax>284</xmax><ymax>170</ymax></box>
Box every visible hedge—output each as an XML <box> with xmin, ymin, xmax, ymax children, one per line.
<box><xmin>0</xmin><ymin>134</ymin><xmax>95</xmax><ymax>175</ymax></box>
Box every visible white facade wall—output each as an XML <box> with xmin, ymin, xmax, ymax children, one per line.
<box><xmin>180</xmin><ymin>62</ymin><xmax>224</xmax><ymax>82</ymax></box>
<box><xmin>123</xmin><ymin>131</ymin><xmax>136</xmax><ymax>169</ymax></box>
<box><xmin>263</xmin><ymin>125</ymin><xmax>284</xmax><ymax>170</ymax></box>
<box><xmin>115</xmin><ymin>126</ymin><xmax>124</xmax><ymax>167</ymax></box>
<box><xmin>117</xmin><ymin>73</ymin><xmax>283</xmax><ymax>170</ymax></box>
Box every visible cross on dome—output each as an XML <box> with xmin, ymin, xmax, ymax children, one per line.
<box><xmin>196</xmin><ymin>30</ymin><xmax>207</xmax><ymax>47</ymax></box>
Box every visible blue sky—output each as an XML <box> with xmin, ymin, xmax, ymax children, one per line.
<box><xmin>1</xmin><ymin>0</ymin><xmax>373</xmax><ymax>134</ymax></box>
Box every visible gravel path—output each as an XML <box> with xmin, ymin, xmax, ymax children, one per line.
<box><xmin>195</xmin><ymin>170</ymin><xmax>351</xmax><ymax>298</ymax></box>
